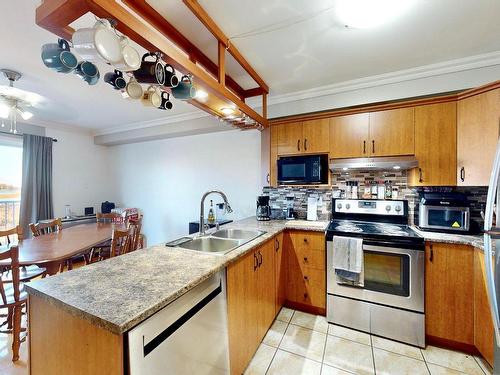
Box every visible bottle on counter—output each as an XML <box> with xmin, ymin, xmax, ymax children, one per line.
<box><xmin>385</xmin><ymin>181</ymin><xmax>392</xmax><ymax>199</ymax></box>
<box><xmin>377</xmin><ymin>181</ymin><xmax>385</xmax><ymax>200</ymax></box>
<box><xmin>208</xmin><ymin>199</ymin><xmax>216</xmax><ymax>224</ymax></box>
<box><xmin>363</xmin><ymin>182</ymin><xmax>371</xmax><ymax>199</ymax></box>
<box><xmin>352</xmin><ymin>182</ymin><xmax>358</xmax><ymax>199</ymax></box>
<box><xmin>392</xmin><ymin>186</ymin><xmax>399</xmax><ymax>199</ymax></box>
<box><xmin>371</xmin><ymin>181</ymin><xmax>378</xmax><ymax>199</ymax></box>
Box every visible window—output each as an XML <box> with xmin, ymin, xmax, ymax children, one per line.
<box><xmin>0</xmin><ymin>139</ymin><xmax>22</xmax><ymax>231</ymax></box>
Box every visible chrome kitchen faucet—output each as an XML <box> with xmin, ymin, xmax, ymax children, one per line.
<box><xmin>199</xmin><ymin>190</ymin><xmax>233</xmax><ymax>235</ymax></box>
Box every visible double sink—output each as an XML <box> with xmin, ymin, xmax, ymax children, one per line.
<box><xmin>175</xmin><ymin>229</ymin><xmax>266</xmax><ymax>255</ymax></box>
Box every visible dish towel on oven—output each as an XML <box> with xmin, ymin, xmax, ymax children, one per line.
<box><xmin>332</xmin><ymin>236</ymin><xmax>364</xmax><ymax>287</ymax></box>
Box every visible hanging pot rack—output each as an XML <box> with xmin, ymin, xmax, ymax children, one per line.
<box><xmin>35</xmin><ymin>0</ymin><xmax>268</xmax><ymax>129</ymax></box>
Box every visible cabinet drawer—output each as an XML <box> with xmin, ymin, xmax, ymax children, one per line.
<box><xmin>287</xmin><ymin>266</ymin><xmax>326</xmax><ymax>309</ymax></box>
<box><xmin>291</xmin><ymin>247</ymin><xmax>325</xmax><ymax>270</ymax></box>
<box><xmin>290</xmin><ymin>231</ymin><xmax>325</xmax><ymax>252</ymax></box>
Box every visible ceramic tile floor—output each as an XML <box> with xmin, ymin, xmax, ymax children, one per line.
<box><xmin>245</xmin><ymin>308</ymin><xmax>494</xmax><ymax>375</ymax></box>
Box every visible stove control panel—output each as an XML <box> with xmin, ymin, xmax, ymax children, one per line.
<box><xmin>334</xmin><ymin>199</ymin><xmax>405</xmax><ymax>216</ymax></box>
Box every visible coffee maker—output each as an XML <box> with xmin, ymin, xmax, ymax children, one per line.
<box><xmin>256</xmin><ymin>195</ymin><xmax>271</xmax><ymax>221</ymax></box>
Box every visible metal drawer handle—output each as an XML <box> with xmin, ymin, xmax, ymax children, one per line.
<box><xmin>429</xmin><ymin>245</ymin><xmax>434</xmax><ymax>262</ymax></box>
<box><xmin>372</xmin><ymin>140</ymin><xmax>375</xmax><ymax>154</ymax></box>
<box><xmin>363</xmin><ymin>140</ymin><xmax>366</xmax><ymax>154</ymax></box>
<box><xmin>419</xmin><ymin>168</ymin><xmax>423</xmax><ymax>183</ymax></box>
<box><xmin>297</xmin><ymin>139</ymin><xmax>301</xmax><ymax>151</ymax></box>
<box><xmin>460</xmin><ymin>167</ymin><xmax>465</xmax><ymax>182</ymax></box>
<box><xmin>304</xmin><ymin>138</ymin><xmax>308</xmax><ymax>151</ymax></box>
<box><xmin>254</xmin><ymin>253</ymin><xmax>258</xmax><ymax>271</ymax></box>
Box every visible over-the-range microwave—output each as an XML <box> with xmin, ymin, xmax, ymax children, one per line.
<box><xmin>277</xmin><ymin>155</ymin><xmax>329</xmax><ymax>185</ymax></box>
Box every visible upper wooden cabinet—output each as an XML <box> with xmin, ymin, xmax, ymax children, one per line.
<box><xmin>329</xmin><ymin>108</ymin><xmax>414</xmax><ymax>158</ymax></box>
<box><xmin>270</xmin><ymin>126</ymin><xmax>279</xmax><ymax>186</ymax></box>
<box><xmin>369</xmin><ymin>107</ymin><xmax>415</xmax><ymax>156</ymax></box>
<box><xmin>408</xmin><ymin>102</ymin><xmax>457</xmax><ymax>186</ymax></box>
<box><xmin>457</xmin><ymin>88</ymin><xmax>500</xmax><ymax>186</ymax></box>
<box><xmin>330</xmin><ymin>113</ymin><xmax>370</xmax><ymax>158</ymax></box>
<box><xmin>275</xmin><ymin>119</ymin><xmax>329</xmax><ymax>155</ymax></box>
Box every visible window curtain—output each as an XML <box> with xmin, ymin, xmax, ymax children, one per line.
<box><xmin>19</xmin><ymin>134</ymin><xmax>53</xmax><ymax>236</ymax></box>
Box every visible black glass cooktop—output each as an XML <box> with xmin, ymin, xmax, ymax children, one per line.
<box><xmin>326</xmin><ymin>219</ymin><xmax>424</xmax><ymax>247</ymax></box>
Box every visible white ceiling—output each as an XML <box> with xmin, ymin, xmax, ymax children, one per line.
<box><xmin>1</xmin><ymin>0</ymin><xmax>500</xmax><ymax>133</ymax></box>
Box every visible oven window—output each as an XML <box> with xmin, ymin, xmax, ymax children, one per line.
<box><xmin>428</xmin><ymin>209</ymin><xmax>463</xmax><ymax>228</ymax></box>
<box><xmin>281</xmin><ymin>163</ymin><xmax>306</xmax><ymax>179</ymax></box>
<box><xmin>363</xmin><ymin>251</ymin><xmax>410</xmax><ymax>297</ymax></box>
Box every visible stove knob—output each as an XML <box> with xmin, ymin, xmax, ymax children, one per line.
<box><xmin>346</xmin><ymin>203</ymin><xmax>351</xmax><ymax>210</ymax></box>
<box><xmin>337</xmin><ymin>203</ymin><xmax>343</xmax><ymax>210</ymax></box>
<box><xmin>385</xmin><ymin>205</ymin><xmax>391</xmax><ymax>212</ymax></box>
<box><xmin>395</xmin><ymin>205</ymin><xmax>402</xmax><ymax>212</ymax></box>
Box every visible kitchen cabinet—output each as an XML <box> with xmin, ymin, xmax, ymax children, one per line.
<box><xmin>285</xmin><ymin>231</ymin><xmax>326</xmax><ymax>313</ymax></box>
<box><xmin>329</xmin><ymin>113</ymin><xmax>370</xmax><ymax>158</ymax></box>
<box><xmin>409</xmin><ymin>102</ymin><xmax>457</xmax><ymax>186</ymax></box>
<box><xmin>329</xmin><ymin>108</ymin><xmax>414</xmax><ymax>159</ymax></box>
<box><xmin>275</xmin><ymin>119</ymin><xmax>329</xmax><ymax>155</ymax></box>
<box><xmin>274</xmin><ymin>232</ymin><xmax>286</xmax><ymax>313</ymax></box>
<box><xmin>270</xmin><ymin>125</ymin><xmax>279</xmax><ymax>186</ymax></box>
<box><xmin>227</xmin><ymin>238</ymin><xmax>276</xmax><ymax>375</ymax></box>
<box><xmin>474</xmin><ymin>248</ymin><xmax>494</xmax><ymax>366</ymax></box>
<box><xmin>425</xmin><ymin>242</ymin><xmax>474</xmax><ymax>345</ymax></box>
<box><xmin>457</xmin><ymin>88</ymin><xmax>500</xmax><ymax>186</ymax></box>
<box><xmin>368</xmin><ymin>107</ymin><xmax>415</xmax><ymax>156</ymax></box>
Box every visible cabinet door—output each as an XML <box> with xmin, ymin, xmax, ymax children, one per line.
<box><xmin>425</xmin><ymin>243</ymin><xmax>474</xmax><ymax>345</ymax></box>
<box><xmin>270</xmin><ymin>125</ymin><xmax>279</xmax><ymax>186</ymax></box>
<box><xmin>369</xmin><ymin>107</ymin><xmax>415</xmax><ymax>156</ymax></box>
<box><xmin>277</xmin><ymin>122</ymin><xmax>303</xmax><ymax>155</ymax></box>
<box><xmin>329</xmin><ymin>113</ymin><xmax>369</xmax><ymax>158</ymax></box>
<box><xmin>257</xmin><ymin>240</ymin><xmax>276</xmax><ymax>341</ymax></box>
<box><xmin>227</xmin><ymin>249</ymin><xmax>260</xmax><ymax>375</ymax></box>
<box><xmin>302</xmin><ymin>119</ymin><xmax>329</xmax><ymax>153</ymax></box>
<box><xmin>457</xmin><ymin>88</ymin><xmax>500</xmax><ymax>186</ymax></box>
<box><xmin>474</xmin><ymin>249</ymin><xmax>494</xmax><ymax>366</ymax></box>
<box><xmin>409</xmin><ymin>102</ymin><xmax>457</xmax><ymax>186</ymax></box>
<box><xmin>274</xmin><ymin>233</ymin><xmax>286</xmax><ymax>314</ymax></box>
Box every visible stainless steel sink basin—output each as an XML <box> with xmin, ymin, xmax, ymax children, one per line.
<box><xmin>211</xmin><ymin>228</ymin><xmax>265</xmax><ymax>241</ymax></box>
<box><xmin>177</xmin><ymin>237</ymin><xmax>241</xmax><ymax>254</ymax></box>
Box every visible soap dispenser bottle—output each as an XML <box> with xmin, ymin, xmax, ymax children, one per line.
<box><xmin>207</xmin><ymin>200</ymin><xmax>216</xmax><ymax>224</ymax></box>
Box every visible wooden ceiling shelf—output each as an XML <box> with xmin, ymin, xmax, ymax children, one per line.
<box><xmin>35</xmin><ymin>0</ymin><xmax>269</xmax><ymax>128</ymax></box>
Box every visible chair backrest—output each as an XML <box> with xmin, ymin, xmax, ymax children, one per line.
<box><xmin>29</xmin><ymin>218</ymin><xmax>63</xmax><ymax>237</ymax></box>
<box><xmin>110</xmin><ymin>228</ymin><xmax>133</xmax><ymax>257</ymax></box>
<box><xmin>128</xmin><ymin>216</ymin><xmax>143</xmax><ymax>251</ymax></box>
<box><xmin>96</xmin><ymin>212</ymin><xmax>125</xmax><ymax>224</ymax></box>
<box><xmin>0</xmin><ymin>225</ymin><xmax>23</xmax><ymax>246</ymax></box>
<box><xmin>0</xmin><ymin>245</ymin><xmax>20</xmax><ymax>305</ymax></box>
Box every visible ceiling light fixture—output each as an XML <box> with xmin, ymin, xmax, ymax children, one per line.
<box><xmin>336</xmin><ymin>0</ymin><xmax>414</xmax><ymax>29</ymax></box>
<box><xmin>0</xmin><ymin>69</ymin><xmax>37</xmax><ymax>134</ymax></box>
<box><xmin>221</xmin><ymin>107</ymin><xmax>234</xmax><ymax>115</ymax></box>
<box><xmin>196</xmin><ymin>90</ymin><xmax>208</xmax><ymax>100</ymax></box>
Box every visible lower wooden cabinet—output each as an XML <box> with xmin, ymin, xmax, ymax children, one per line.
<box><xmin>285</xmin><ymin>231</ymin><xmax>326</xmax><ymax>313</ymax></box>
<box><xmin>274</xmin><ymin>232</ymin><xmax>286</xmax><ymax>314</ymax></box>
<box><xmin>425</xmin><ymin>242</ymin><xmax>474</xmax><ymax>345</ymax></box>
<box><xmin>474</xmin><ymin>248</ymin><xmax>494</xmax><ymax>366</ymax></box>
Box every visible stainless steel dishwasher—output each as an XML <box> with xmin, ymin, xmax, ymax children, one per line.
<box><xmin>127</xmin><ymin>271</ymin><xmax>229</xmax><ymax>374</ymax></box>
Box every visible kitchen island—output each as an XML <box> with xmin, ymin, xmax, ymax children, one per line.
<box><xmin>25</xmin><ymin>217</ymin><xmax>328</xmax><ymax>374</ymax></box>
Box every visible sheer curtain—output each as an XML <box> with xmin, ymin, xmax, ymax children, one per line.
<box><xmin>19</xmin><ymin>134</ymin><xmax>53</xmax><ymax>236</ymax></box>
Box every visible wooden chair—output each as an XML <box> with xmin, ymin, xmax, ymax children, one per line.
<box><xmin>128</xmin><ymin>216</ymin><xmax>143</xmax><ymax>251</ymax></box>
<box><xmin>29</xmin><ymin>218</ymin><xmax>63</xmax><ymax>237</ymax></box>
<box><xmin>96</xmin><ymin>228</ymin><xmax>133</xmax><ymax>260</ymax></box>
<box><xmin>96</xmin><ymin>212</ymin><xmax>125</xmax><ymax>224</ymax></box>
<box><xmin>0</xmin><ymin>226</ymin><xmax>46</xmax><ymax>282</ymax></box>
<box><xmin>0</xmin><ymin>245</ymin><xmax>27</xmax><ymax>361</ymax></box>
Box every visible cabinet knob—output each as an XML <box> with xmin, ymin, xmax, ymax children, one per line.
<box><xmin>304</xmin><ymin>275</ymin><xmax>309</xmax><ymax>281</ymax></box>
<box><xmin>303</xmin><ymin>257</ymin><xmax>308</xmax><ymax>262</ymax></box>
<box><xmin>303</xmin><ymin>293</ymin><xmax>308</xmax><ymax>299</ymax></box>
<box><xmin>303</xmin><ymin>238</ymin><xmax>308</xmax><ymax>243</ymax></box>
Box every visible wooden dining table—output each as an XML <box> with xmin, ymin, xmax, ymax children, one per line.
<box><xmin>0</xmin><ymin>223</ymin><xmax>124</xmax><ymax>275</ymax></box>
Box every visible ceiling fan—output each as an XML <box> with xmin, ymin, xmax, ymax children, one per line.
<box><xmin>0</xmin><ymin>69</ymin><xmax>43</xmax><ymax>134</ymax></box>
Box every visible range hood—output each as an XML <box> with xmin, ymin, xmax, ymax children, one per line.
<box><xmin>329</xmin><ymin>156</ymin><xmax>418</xmax><ymax>171</ymax></box>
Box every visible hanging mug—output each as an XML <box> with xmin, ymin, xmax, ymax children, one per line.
<box><xmin>104</xmin><ymin>69</ymin><xmax>127</xmax><ymax>90</ymax></box>
<box><xmin>41</xmin><ymin>39</ymin><xmax>78</xmax><ymax>73</ymax></box>
<box><xmin>113</xmin><ymin>36</ymin><xmax>141</xmax><ymax>72</ymax></box>
<box><xmin>162</xmin><ymin>64</ymin><xmax>179</xmax><ymax>88</ymax></box>
<box><xmin>75</xmin><ymin>61</ymin><xmax>100</xmax><ymax>85</ymax></box>
<box><xmin>124</xmin><ymin>77</ymin><xmax>143</xmax><ymax>99</ymax></box>
<box><xmin>171</xmin><ymin>75</ymin><xmax>196</xmax><ymax>100</ymax></box>
<box><xmin>141</xmin><ymin>86</ymin><xmax>161</xmax><ymax>107</ymax></box>
<box><xmin>159</xmin><ymin>92</ymin><xmax>173</xmax><ymax>110</ymax></box>
<box><xmin>72</xmin><ymin>19</ymin><xmax>122</xmax><ymax>63</ymax></box>
<box><xmin>133</xmin><ymin>53</ymin><xmax>165</xmax><ymax>85</ymax></box>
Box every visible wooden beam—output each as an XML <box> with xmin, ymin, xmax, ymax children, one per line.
<box><xmin>122</xmin><ymin>0</ymin><xmax>246</xmax><ymax>100</ymax></box>
<box><xmin>85</xmin><ymin>0</ymin><xmax>267</xmax><ymax>126</ymax></box>
<box><xmin>218</xmin><ymin>41</ymin><xmax>225</xmax><ymax>86</ymax></box>
<box><xmin>182</xmin><ymin>0</ymin><xmax>269</xmax><ymax>94</ymax></box>
<box><xmin>244</xmin><ymin>87</ymin><xmax>266</xmax><ymax>98</ymax></box>
<box><xmin>35</xmin><ymin>0</ymin><xmax>87</xmax><ymax>40</ymax></box>
<box><xmin>263</xmin><ymin>93</ymin><xmax>267</xmax><ymax>119</ymax></box>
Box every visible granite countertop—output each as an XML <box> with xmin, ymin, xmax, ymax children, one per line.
<box><xmin>25</xmin><ymin>217</ymin><xmax>328</xmax><ymax>335</ymax></box>
<box><xmin>411</xmin><ymin>226</ymin><xmax>484</xmax><ymax>250</ymax></box>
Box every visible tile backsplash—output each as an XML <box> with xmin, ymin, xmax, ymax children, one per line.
<box><xmin>263</xmin><ymin>170</ymin><xmax>487</xmax><ymax>228</ymax></box>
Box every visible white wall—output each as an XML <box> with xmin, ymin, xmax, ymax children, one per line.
<box><xmin>45</xmin><ymin>128</ymin><xmax>114</xmax><ymax>218</ymax></box>
<box><xmin>108</xmin><ymin>129</ymin><xmax>262</xmax><ymax>246</ymax></box>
